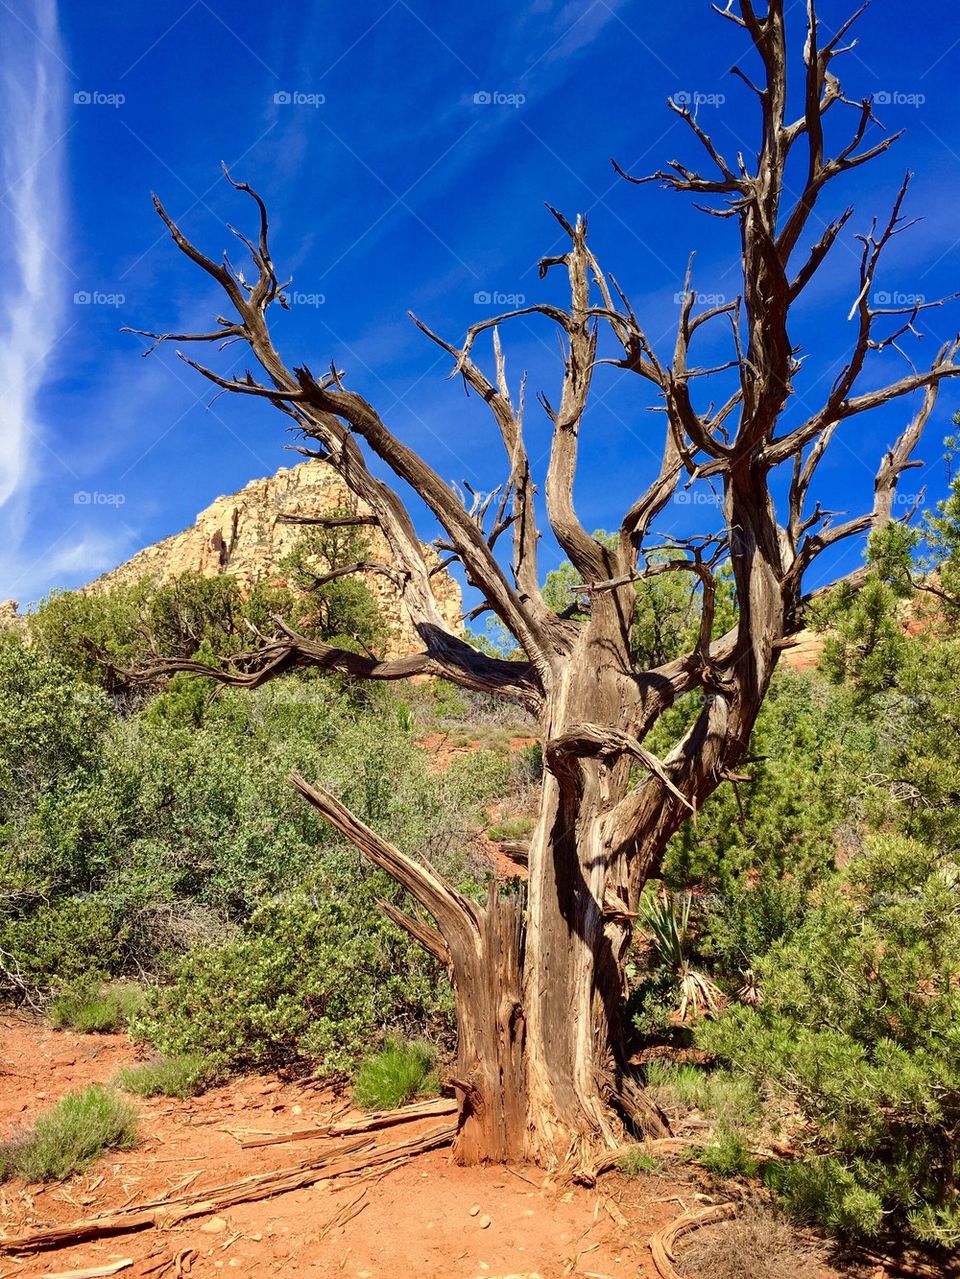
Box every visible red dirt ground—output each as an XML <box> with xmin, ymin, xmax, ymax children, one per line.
<box><xmin>0</xmin><ymin>1015</ymin><xmax>873</xmax><ymax>1279</ymax></box>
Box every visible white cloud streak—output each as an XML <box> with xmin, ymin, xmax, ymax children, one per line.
<box><xmin>0</xmin><ymin>0</ymin><xmax>67</xmax><ymax>508</ymax></box>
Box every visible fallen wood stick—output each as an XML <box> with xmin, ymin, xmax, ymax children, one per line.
<box><xmin>236</xmin><ymin>1096</ymin><xmax>457</xmax><ymax>1149</ymax></box>
<box><xmin>318</xmin><ymin>1188</ymin><xmax>368</xmax><ymax>1241</ymax></box>
<box><xmin>36</xmin><ymin>1262</ymin><xmax>133</xmax><ymax>1279</ymax></box>
<box><xmin>648</xmin><ymin>1202</ymin><xmax>736</xmax><ymax>1279</ymax></box>
<box><xmin>3</xmin><ymin>1124</ymin><xmax>456</xmax><ymax>1255</ymax></box>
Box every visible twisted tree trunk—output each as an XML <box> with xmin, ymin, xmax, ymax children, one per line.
<box><xmin>129</xmin><ymin>0</ymin><xmax>955</xmax><ymax>1177</ymax></box>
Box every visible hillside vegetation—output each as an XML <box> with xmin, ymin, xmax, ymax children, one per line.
<box><xmin>2</xmin><ymin>463</ymin><xmax>959</xmax><ymax>1253</ymax></box>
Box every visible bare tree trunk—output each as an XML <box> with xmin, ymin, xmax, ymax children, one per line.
<box><xmin>449</xmin><ymin>601</ymin><xmax>672</xmax><ymax>1168</ymax></box>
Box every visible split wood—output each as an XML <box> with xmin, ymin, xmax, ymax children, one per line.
<box><xmin>37</xmin><ymin>1262</ymin><xmax>133</xmax><ymax>1279</ymax></box>
<box><xmin>2</xmin><ymin>1123</ymin><xmax>456</xmax><ymax>1255</ymax></box>
<box><xmin>235</xmin><ymin>1095</ymin><xmax>457</xmax><ymax>1149</ymax></box>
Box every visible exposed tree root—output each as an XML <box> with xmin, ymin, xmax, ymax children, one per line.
<box><xmin>0</xmin><ymin>1123</ymin><xmax>456</xmax><ymax>1255</ymax></box>
<box><xmin>648</xmin><ymin>1202</ymin><xmax>736</xmax><ymax>1279</ymax></box>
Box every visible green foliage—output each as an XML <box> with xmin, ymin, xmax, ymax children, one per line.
<box><xmin>133</xmin><ymin>889</ymin><xmax>453</xmax><ymax>1076</ymax></box>
<box><xmin>49</xmin><ymin>982</ymin><xmax>143</xmax><ymax>1033</ymax></box>
<box><xmin>276</xmin><ymin>514</ymin><xmax>387</xmax><ymax>653</ymax></box>
<box><xmin>645</xmin><ymin>1059</ymin><xmax>760</xmax><ymax>1130</ymax></box>
<box><xmin>700</xmin><ymin>871</ymin><xmax>807</xmax><ymax>990</ymax></box>
<box><xmin>617</xmin><ymin>1148</ymin><xmax>663</xmax><ymax>1175</ymax></box>
<box><xmin>0</xmin><ymin>631</ymin><xmax>111</xmax><ymax>818</ymax></box>
<box><xmin>486</xmin><ymin>815</ymin><xmax>534</xmax><ymax>841</ymax></box>
<box><xmin>0</xmin><ymin>630</ymin><xmax>496</xmax><ymax>996</ymax></box>
<box><xmin>0</xmin><ymin>899</ymin><xmax>122</xmax><ymax>997</ymax></box>
<box><xmin>0</xmin><ymin>1086</ymin><xmax>137</xmax><ymax>1182</ymax></box>
<box><xmin>633</xmin><ymin>889</ymin><xmax>724</xmax><ymax>1026</ymax></box>
<box><xmin>27</xmin><ymin>526</ymin><xmax>386</xmax><ymax>697</ymax></box>
<box><xmin>662</xmin><ymin>669</ymin><xmax>870</xmax><ymax>893</ymax></box>
<box><xmin>697</xmin><ymin>1128</ymin><xmax>758</xmax><ymax>1179</ymax></box>
<box><xmin>699</xmin><ymin>834</ymin><xmax>960</xmax><ymax>1245</ymax></box>
<box><xmin>763</xmin><ymin>1158</ymin><xmax>884</xmax><ymax>1241</ymax></box>
<box><xmin>644</xmin><ymin>1059</ymin><xmax>761</xmax><ymax>1181</ymax></box>
<box><xmin>352</xmin><ymin>1036</ymin><xmax>439</xmax><ymax>1110</ymax></box>
<box><xmin>116</xmin><ymin>1054</ymin><xmax>215</xmax><ymax>1099</ymax></box>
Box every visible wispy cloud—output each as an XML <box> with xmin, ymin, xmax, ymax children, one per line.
<box><xmin>0</xmin><ymin>527</ymin><xmax>135</xmax><ymax>608</ymax></box>
<box><xmin>0</xmin><ymin>0</ymin><xmax>68</xmax><ymax>509</ymax></box>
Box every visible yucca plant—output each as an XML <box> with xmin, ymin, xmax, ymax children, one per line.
<box><xmin>638</xmin><ymin>888</ymin><xmax>725</xmax><ymax>1023</ymax></box>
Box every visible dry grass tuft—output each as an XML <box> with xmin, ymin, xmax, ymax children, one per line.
<box><xmin>678</xmin><ymin>1203</ymin><xmax>827</xmax><ymax>1279</ymax></box>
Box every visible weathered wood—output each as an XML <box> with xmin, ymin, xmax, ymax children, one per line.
<box><xmin>41</xmin><ymin>1262</ymin><xmax>134</xmax><ymax>1279</ymax></box>
<box><xmin>648</xmin><ymin>1202</ymin><xmax>737</xmax><ymax>1279</ymax></box>
<box><xmin>236</xmin><ymin>1097</ymin><xmax>457</xmax><ymax>1149</ymax></box>
<box><xmin>1</xmin><ymin>1125</ymin><xmax>455</xmax><ymax>1254</ymax></box>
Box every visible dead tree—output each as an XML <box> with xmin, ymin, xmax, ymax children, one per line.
<box><xmin>128</xmin><ymin>1</ymin><xmax>959</xmax><ymax>1172</ymax></box>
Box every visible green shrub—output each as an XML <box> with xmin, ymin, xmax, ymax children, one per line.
<box><xmin>0</xmin><ymin>897</ymin><xmax>122</xmax><ymax>996</ymax></box>
<box><xmin>617</xmin><ymin>1148</ymin><xmax>663</xmax><ymax>1175</ymax></box>
<box><xmin>644</xmin><ymin>1059</ymin><xmax>760</xmax><ymax>1130</ymax></box>
<box><xmin>699</xmin><ymin>834</ymin><xmax>960</xmax><ymax>1246</ymax></box>
<box><xmin>50</xmin><ymin>982</ymin><xmax>143</xmax><ymax>1033</ymax></box>
<box><xmin>133</xmin><ymin>889</ymin><xmax>453</xmax><ymax>1076</ymax></box>
<box><xmin>660</xmin><ymin>668</ymin><xmax>870</xmax><ymax>892</ymax></box>
<box><xmin>486</xmin><ymin>815</ymin><xmax>534</xmax><ymax>842</ymax></box>
<box><xmin>116</xmin><ymin>1054</ymin><xmax>215</xmax><ymax>1099</ymax></box>
<box><xmin>697</xmin><ymin>1128</ymin><xmax>758</xmax><ymax>1179</ymax></box>
<box><xmin>764</xmin><ymin>1158</ymin><xmax>884</xmax><ymax>1241</ymax></box>
<box><xmin>700</xmin><ymin>871</ymin><xmax>807</xmax><ymax>988</ymax></box>
<box><xmin>353</xmin><ymin>1037</ymin><xmax>439</xmax><ymax>1110</ymax></box>
<box><xmin>1</xmin><ymin>1086</ymin><xmax>137</xmax><ymax>1182</ymax></box>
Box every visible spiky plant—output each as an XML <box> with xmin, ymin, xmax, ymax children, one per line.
<box><xmin>639</xmin><ymin>888</ymin><xmax>725</xmax><ymax>1022</ymax></box>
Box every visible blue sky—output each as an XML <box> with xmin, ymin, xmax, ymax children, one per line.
<box><xmin>2</xmin><ymin>0</ymin><xmax>960</xmax><ymax>609</ymax></box>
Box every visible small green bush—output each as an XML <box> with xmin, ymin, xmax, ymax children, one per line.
<box><xmin>697</xmin><ymin>1128</ymin><xmax>759</xmax><ymax>1179</ymax></box>
<box><xmin>617</xmin><ymin>1147</ymin><xmax>663</xmax><ymax>1175</ymax></box>
<box><xmin>116</xmin><ymin>1054</ymin><xmax>215</xmax><ymax>1099</ymax></box>
<box><xmin>353</xmin><ymin>1037</ymin><xmax>439</xmax><ymax>1110</ymax></box>
<box><xmin>0</xmin><ymin>898</ymin><xmax>122</xmax><ymax>996</ymax></box>
<box><xmin>699</xmin><ymin>834</ymin><xmax>960</xmax><ymax>1246</ymax></box>
<box><xmin>645</xmin><ymin>1059</ymin><xmax>760</xmax><ymax>1130</ymax></box>
<box><xmin>1</xmin><ymin>1086</ymin><xmax>137</xmax><ymax>1182</ymax></box>
<box><xmin>764</xmin><ymin>1158</ymin><xmax>884</xmax><ymax>1241</ymax></box>
<box><xmin>486</xmin><ymin>815</ymin><xmax>534</xmax><ymax>842</ymax></box>
<box><xmin>134</xmin><ymin>889</ymin><xmax>453</xmax><ymax>1076</ymax></box>
<box><xmin>49</xmin><ymin>982</ymin><xmax>143</xmax><ymax>1033</ymax></box>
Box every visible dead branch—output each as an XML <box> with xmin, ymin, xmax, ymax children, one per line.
<box><xmin>236</xmin><ymin>1097</ymin><xmax>458</xmax><ymax>1149</ymax></box>
<box><xmin>1</xmin><ymin>1124</ymin><xmax>456</xmax><ymax>1254</ymax></box>
<box><xmin>290</xmin><ymin>772</ymin><xmax>480</xmax><ymax>957</ymax></box>
<box><xmin>133</xmin><ymin>619</ymin><xmax>540</xmax><ymax>711</ymax></box>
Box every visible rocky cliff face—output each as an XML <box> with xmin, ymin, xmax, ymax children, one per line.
<box><xmin>89</xmin><ymin>461</ymin><xmax>462</xmax><ymax>655</ymax></box>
